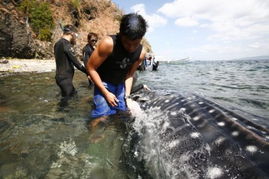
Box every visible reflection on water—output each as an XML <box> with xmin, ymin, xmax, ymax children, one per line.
<box><xmin>139</xmin><ymin>59</ymin><xmax>269</xmax><ymax>119</ymax></box>
<box><xmin>0</xmin><ymin>72</ymin><xmax>140</xmax><ymax>178</ymax></box>
<box><xmin>1</xmin><ymin>59</ymin><xmax>269</xmax><ymax>178</ymax></box>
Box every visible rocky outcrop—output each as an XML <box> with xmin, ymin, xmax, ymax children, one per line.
<box><xmin>50</xmin><ymin>0</ymin><xmax>122</xmax><ymax>59</ymax></box>
<box><xmin>0</xmin><ymin>5</ymin><xmax>35</xmax><ymax>58</ymax></box>
<box><xmin>0</xmin><ymin>2</ymin><xmax>53</xmax><ymax>59</ymax></box>
<box><xmin>0</xmin><ymin>0</ymin><xmax>151</xmax><ymax>59</ymax></box>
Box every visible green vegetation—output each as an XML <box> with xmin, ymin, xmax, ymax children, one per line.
<box><xmin>70</xmin><ymin>0</ymin><xmax>81</xmax><ymax>10</ymax></box>
<box><xmin>19</xmin><ymin>0</ymin><xmax>54</xmax><ymax>41</ymax></box>
<box><xmin>38</xmin><ymin>28</ymin><xmax>53</xmax><ymax>41</ymax></box>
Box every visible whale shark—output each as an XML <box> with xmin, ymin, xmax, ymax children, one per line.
<box><xmin>124</xmin><ymin>88</ymin><xmax>269</xmax><ymax>179</ymax></box>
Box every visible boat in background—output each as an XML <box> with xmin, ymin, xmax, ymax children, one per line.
<box><xmin>157</xmin><ymin>56</ymin><xmax>191</xmax><ymax>64</ymax></box>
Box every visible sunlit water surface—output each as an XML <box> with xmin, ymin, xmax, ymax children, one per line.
<box><xmin>139</xmin><ymin>59</ymin><xmax>269</xmax><ymax>119</ymax></box>
<box><xmin>0</xmin><ymin>73</ymin><xmax>139</xmax><ymax>178</ymax></box>
<box><xmin>1</xmin><ymin>59</ymin><xmax>269</xmax><ymax>178</ymax></box>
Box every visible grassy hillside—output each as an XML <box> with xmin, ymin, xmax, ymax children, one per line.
<box><xmin>50</xmin><ymin>0</ymin><xmax>152</xmax><ymax>53</ymax></box>
<box><xmin>49</xmin><ymin>0</ymin><xmax>122</xmax><ymax>48</ymax></box>
<box><xmin>20</xmin><ymin>0</ymin><xmax>152</xmax><ymax>57</ymax></box>
<box><xmin>0</xmin><ymin>0</ymin><xmax>152</xmax><ymax>59</ymax></box>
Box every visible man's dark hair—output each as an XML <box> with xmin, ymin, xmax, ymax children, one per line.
<box><xmin>120</xmin><ymin>13</ymin><xmax>148</xmax><ymax>40</ymax></box>
<box><xmin>87</xmin><ymin>32</ymin><xmax>98</xmax><ymax>41</ymax></box>
<box><xmin>63</xmin><ymin>25</ymin><xmax>77</xmax><ymax>34</ymax></box>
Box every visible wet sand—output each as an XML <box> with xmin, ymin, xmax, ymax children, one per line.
<box><xmin>0</xmin><ymin>58</ymin><xmax>55</xmax><ymax>73</ymax></box>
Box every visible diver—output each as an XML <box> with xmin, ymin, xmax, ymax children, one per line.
<box><xmin>54</xmin><ymin>25</ymin><xmax>88</xmax><ymax>108</ymax></box>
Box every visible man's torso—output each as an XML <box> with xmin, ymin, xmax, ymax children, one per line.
<box><xmin>54</xmin><ymin>38</ymin><xmax>75</xmax><ymax>77</ymax></box>
<box><xmin>97</xmin><ymin>35</ymin><xmax>142</xmax><ymax>85</ymax></box>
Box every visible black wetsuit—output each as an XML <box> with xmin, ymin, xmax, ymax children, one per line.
<box><xmin>82</xmin><ymin>44</ymin><xmax>94</xmax><ymax>67</ymax></box>
<box><xmin>82</xmin><ymin>44</ymin><xmax>94</xmax><ymax>86</ymax></box>
<box><xmin>54</xmin><ymin>38</ymin><xmax>87</xmax><ymax>97</ymax></box>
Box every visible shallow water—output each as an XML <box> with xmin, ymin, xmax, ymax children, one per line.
<box><xmin>0</xmin><ymin>59</ymin><xmax>269</xmax><ymax>178</ymax></box>
<box><xmin>0</xmin><ymin>73</ymin><xmax>139</xmax><ymax>178</ymax></box>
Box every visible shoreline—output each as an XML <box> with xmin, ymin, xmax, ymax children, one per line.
<box><xmin>0</xmin><ymin>58</ymin><xmax>56</xmax><ymax>73</ymax></box>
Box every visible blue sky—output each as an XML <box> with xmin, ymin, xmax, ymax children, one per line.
<box><xmin>112</xmin><ymin>0</ymin><xmax>269</xmax><ymax>61</ymax></box>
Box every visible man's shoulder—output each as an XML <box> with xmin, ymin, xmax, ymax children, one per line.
<box><xmin>84</xmin><ymin>44</ymin><xmax>92</xmax><ymax>50</ymax></box>
<box><xmin>98</xmin><ymin>36</ymin><xmax>114</xmax><ymax>54</ymax></box>
<box><xmin>82</xmin><ymin>44</ymin><xmax>88</xmax><ymax>51</ymax></box>
<box><xmin>55</xmin><ymin>38</ymin><xmax>71</xmax><ymax>47</ymax></box>
<box><xmin>102</xmin><ymin>36</ymin><xmax>114</xmax><ymax>44</ymax></box>
<box><xmin>54</xmin><ymin>38</ymin><xmax>62</xmax><ymax>46</ymax></box>
<box><xmin>54</xmin><ymin>39</ymin><xmax>66</xmax><ymax>51</ymax></box>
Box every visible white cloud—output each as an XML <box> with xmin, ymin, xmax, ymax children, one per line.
<box><xmin>158</xmin><ymin>0</ymin><xmax>269</xmax><ymax>41</ymax></box>
<box><xmin>249</xmin><ymin>42</ymin><xmax>261</xmax><ymax>49</ymax></box>
<box><xmin>175</xmin><ymin>17</ymin><xmax>199</xmax><ymax>27</ymax></box>
<box><xmin>189</xmin><ymin>41</ymin><xmax>269</xmax><ymax>60</ymax></box>
<box><xmin>130</xmin><ymin>4</ymin><xmax>167</xmax><ymax>32</ymax></box>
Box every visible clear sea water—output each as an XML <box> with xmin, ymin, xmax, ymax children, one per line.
<box><xmin>0</xmin><ymin>59</ymin><xmax>268</xmax><ymax>178</ymax></box>
<box><xmin>139</xmin><ymin>59</ymin><xmax>269</xmax><ymax>120</ymax></box>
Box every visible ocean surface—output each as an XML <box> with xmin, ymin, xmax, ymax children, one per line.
<box><xmin>139</xmin><ymin>59</ymin><xmax>269</xmax><ymax>120</ymax></box>
<box><xmin>0</xmin><ymin>59</ymin><xmax>268</xmax><ymax>178</ymax></box>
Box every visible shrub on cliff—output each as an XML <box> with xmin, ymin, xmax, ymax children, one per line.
<box><xmin>19</xmin><ymin>0</ymin><xmax>54</xmax><ymax>41</ymax></box>
<box><xmin>70</xmin><ymin>0</ymin><xmax>80</xmax><ymax>10</ymax></box>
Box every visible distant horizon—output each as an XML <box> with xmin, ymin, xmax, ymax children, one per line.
<box><xmin>154</xmin><ymin>55</ymin><xmax>269</xmax><ymax>62</ymax></box>
<box><xmin>113</xmin><ymin>0</ymin><xmax>269</xmax><ymax>61</ymax></box>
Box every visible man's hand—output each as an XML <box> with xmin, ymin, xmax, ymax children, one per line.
<box><xmin>104</xmin><ymin>91</ymin><xmax>119</xmax><ymax>107</ymax></box>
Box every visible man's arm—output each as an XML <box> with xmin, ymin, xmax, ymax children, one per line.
<box><xmin>65</xmin><ymin>44</ymin><xmax>87</xmax><ymax>74</ymax></box>
<box><xmin>125</xmin><ymin>48</ymin><xmax>146</xmax><ymax>97</ymax></box>
<box><xmin>87</xmin><ymin>36</ymin><xmax>119</xmax><ymax>107</ymax></box>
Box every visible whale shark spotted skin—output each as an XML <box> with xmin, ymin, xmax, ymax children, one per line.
<box><xmin>128</xmin><ymin>89</ymin><xmax>269</xmax><ymax>179</ymax></box>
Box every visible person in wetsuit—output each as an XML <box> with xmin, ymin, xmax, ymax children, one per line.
<box><xmin>54</xmin><ymin>25</ymin><xmax>87</xmax><ymax>101</ymax></box>
<box><xmin>82</xmin><ymin>32</ymin><xmax>98</xmax><ymax>86</ymax></box>
<box><xmin>87</xmin><ymin>13</ymin><xmax>148</xmax><ymax>126</ymax></box>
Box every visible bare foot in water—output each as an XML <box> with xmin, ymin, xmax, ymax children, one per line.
<box><xmin>89</xmin><ymin>133</ymin><xmax>105</xmax><ymax>143</ymax></box>
<box><xmin>87</xmin><ymin>116</ymin><xmax>108</xmax><ymax>143</ymax></box>
<box><xmin>88</xmin><ymin>116</ymin><xmax>108</xmax><ymax>128</ymax></box>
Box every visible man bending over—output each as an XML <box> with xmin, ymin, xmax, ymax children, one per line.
<box><xmin>87</xmin><ymin>13</ymin><xmax>148</xmax><ymax>123</ymax></box>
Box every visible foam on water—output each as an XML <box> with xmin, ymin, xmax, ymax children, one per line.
<box><xmin>131</xmin><ymin>107</ymin><xmax>173</xmax><ymax>178</ymax></box>
<box><xmin>129</xmin><ymin>104</ymin><xmax>213</xmax><ymax>179</ymax></box>
<box><xmin>190</xmin><ymin>132</ymin><xmax>201</xmax><ymax>138</ymax></box>
<box><xmin>206</xmin><ymin>167</ymin><xmax>223</xmax><ymax>179</ymax></box>
<box><xmin>51</xmin><ymin>139</ymin><xmax>78</xmax><ymax>168</ymax></box>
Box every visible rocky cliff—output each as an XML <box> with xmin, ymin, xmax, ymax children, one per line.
<box><xmin>0</xmin><ymin>0</ymin><xmax>152</xmax><ymax>59</ymax></box>
<box><xmin>0</xmin><ymin>0</ymin><xmax>48</xmax><ymax>58</ymax></box>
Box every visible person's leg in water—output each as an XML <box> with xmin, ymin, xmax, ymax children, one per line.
<box><xmin>88</xmin><ymin>84</ymin><xmax>115</xmax><ymax>128</ymax></box>
<box><xmin>87</xmin><ymin>91</ymin><xmax>110</xmax><ymax>142</ymax></box>
<box><xmin>87</xmin><ymin>82</ymin><xmax>135</xmax><ymax>144</ymax></box>
<box><xmin>56</xmin><ymin>77</ymin><xmax>77</xmax><ymax>110</ymax></box>
<box><xmin>88</xmin><ymin>82</ymin><xmax>130</xmax><ymax>128</ymax></box>
<box><xmin>88</xmin><ymin>116</ymin><xmax>108</xmax><ymax>128</ymax></box>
